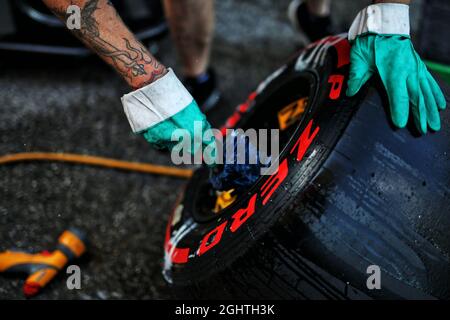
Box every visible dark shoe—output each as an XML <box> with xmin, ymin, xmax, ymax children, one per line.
<box><xmin>287</xmin><ymin>0</ymin><xmax>334</xmax><ymax>45</ymax></box>
<box><xmin>183</xmin><ymin>68</ymin><xmax>221</xmax><ymax>112</ymax></box>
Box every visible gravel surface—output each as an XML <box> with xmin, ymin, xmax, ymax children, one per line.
<box><xmin>0</xmin><ymin>0</ymin><xmax>421</xmax><ymax>299</ymax></box>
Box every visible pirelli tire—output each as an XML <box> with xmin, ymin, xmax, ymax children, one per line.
<box><xmin>163</xmin><ymin>34</ymin><xmax>450</xmax><ymax>300</ymax></box>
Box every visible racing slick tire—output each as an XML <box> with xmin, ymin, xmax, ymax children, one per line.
<box><xmin>163</xmin><ymin>34</ymin><xmax>450</xmax><ymax>300</ymax></box>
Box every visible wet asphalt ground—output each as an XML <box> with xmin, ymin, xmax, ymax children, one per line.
<box><xmin>0</xmin><ymin>0</ymin><xmax>422</xmax><ymax>299</ymax></box>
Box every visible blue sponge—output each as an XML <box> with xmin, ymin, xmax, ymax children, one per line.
<box><xmin>209</xmin><ymin>131</ymin><xmax>268</xmax><ymax>190</ymax></box>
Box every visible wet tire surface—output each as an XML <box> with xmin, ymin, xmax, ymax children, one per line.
<box><xmin>166</xmin><ymin>37</ymin><xmax>450</xmax><ymax>299</ymax></box>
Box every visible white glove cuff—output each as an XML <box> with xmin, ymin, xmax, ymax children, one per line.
<box><xmin>348</xmin><ymin>3</ymin><xmax>410</xmax><ymax>41</ymax></box>
<box><xmin>121</xmin><ymin>68</ymin><xmax>193</xmax><ymax>133</ymax></box>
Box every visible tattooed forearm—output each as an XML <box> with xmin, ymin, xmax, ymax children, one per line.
<box><xmin>43</xmin><ymin>0</ymin><xmax>167</xmax><ymax>88</ymax></box>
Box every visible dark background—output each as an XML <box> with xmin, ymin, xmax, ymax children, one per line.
<box><xmin>0</xmin><ymin>0</ymin><xmax>426</xmax><ymax>299</ymax></box>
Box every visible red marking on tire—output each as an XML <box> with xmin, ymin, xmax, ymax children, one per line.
<box><xmin>198</xmin><ymin>221</ymin><xmax>228</xmax><ymax>256</ymax></box>
<box><xmin>328</xmin><ymin>75</ymin><xmax>344</xmax><ymax>100</ymax></box>
<box><xmin>333</xmin><ymin>39</ymin><xmax>350</xmax><ymax>68</ymax></box>
<box><xmin>306</xmin><ymin>35</ymin><xmax>350</xmax><ymax>69</ymax></box>
<box><xmin>290</xmin><ymin>120</ymin><xmax>320</xmax><ymax>162</ymax></box>
<box><xmin>227</xmin><ymin>112</ymin><xmax>241</xmax><ymax>128</ymax></box>
<box><xmin>260</xmin><ymin>159</ymin><xmax>289</xmax><ymax>205</ymax></box>
<box><xmin>230</xmin><ymin>194</ymin><xmax>258</xmax><ymax>233</ymax></box>
<box><xmin>220</xmin><ymin>127</ymin><xmax>227</xmax><ymax>136</ymax></box>
<box><xmin>166</xmin><ymin>243</ymin><xmax>190</xmax><ymax>264</ymax></box>
<box><xmin>220</xmin><ymin>91</ymin><xmax>257</xmax><ymax>135</ymax></box>
<box><xmin>164</xmin><ymin>217</ymin><xmax>190</xmax><ymax>264</ymax></box>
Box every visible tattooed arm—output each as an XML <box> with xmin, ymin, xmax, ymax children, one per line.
<box><xmin>42</xmin><ymin>0</ymin><xmax>167</xmax><ymax>89</ymax></box>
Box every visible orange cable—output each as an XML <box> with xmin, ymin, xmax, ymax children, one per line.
<box><xmin>0</xmin><ymin>152</ymin><xmax>193</xmax><ymax>179</ymax></box>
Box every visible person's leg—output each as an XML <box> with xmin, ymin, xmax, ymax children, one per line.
<box><xmin>288</xmin><ymin>0</ymin><xmax>333</xmax><ymax>44</ymax></box>
<box><xmin>163</xmin><ymin>0</ymin><xmax>214</xmax><ymax>78</ymax></box>
<box><xmin>163</xmin><ymin>0</ymin><xmax>219</xmax><ymax>111</ymax></box>
<box><xmin>306</xmin><ymin>0</ymin><xmax>331</xmax><ymax>17</ymax></box>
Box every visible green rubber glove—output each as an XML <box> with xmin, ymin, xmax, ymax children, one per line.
<box><xmin>142</xmin><ymin>99</ymin><xmax>214</xmax><ymax>154</ymax></box>
<box><xmin>346</xmin><ymin>34</ymin><xmax>446</xmax><ymax>134</ymax></box>
<box><xmin>121</xmin><ymin>68</ymin><xmax>216</xmax><ymax>161</ymax></box>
